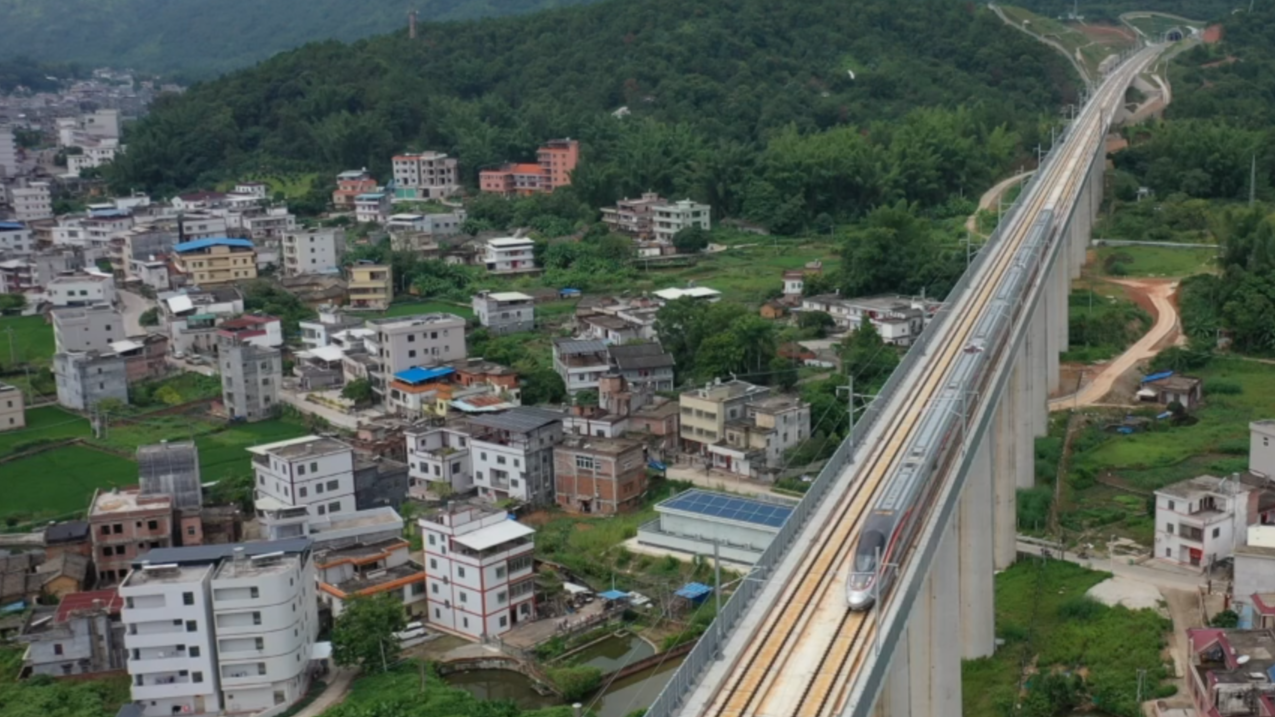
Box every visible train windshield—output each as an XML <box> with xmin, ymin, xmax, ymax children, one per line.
<box><xmin>854</xmin><ymin>531</ymin><xmax>887</xmax><ymax>573</ymax></box>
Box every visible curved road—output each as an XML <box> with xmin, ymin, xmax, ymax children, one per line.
<box><xmin>1049</xmin><ymin>278</ymin><xmax>1179</xmax><ymax>411</ymax></box>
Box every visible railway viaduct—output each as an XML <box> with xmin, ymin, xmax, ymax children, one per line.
<box><xmin>640</xmin><ymin>43</ymin><xmax>1166</xmax><ymax>717</ymax></box>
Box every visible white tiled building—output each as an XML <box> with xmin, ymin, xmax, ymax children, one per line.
<box><xmin>365</xmin><ymin>313</ymin><xmax>467</xmax><ymax>394</ymax></box>
<box><xmin>0</xmin><ymin>221</ymin><xmax>33</xmax><ymax>254</ymax></box>
<box><xmin>117</xmin><ymin>539</ymin><xmax>318</xmax><ymax>717</ymax></box>
<box><xmin>468</xmin><ymin>407</ymin><xmax>564</xmax><ymax>504</ymax></box>
<box><xmin>354</xmin><ymin>192</ymin><xmax>391</xmax><ymax>224</ymax></box>
<box><xmin>1154</xmin><ymin>475</ymin><xmax>1254</xmax><ymax>569</ymax></box>
<box><xmin>391</xmin><ymin>152</ymin><xmax>459</xmax><ymax>200</ymax></box>
<box><xmin>405</xmin><ymin>427</ymin><xmax>474</xmax><ymax>498</ymax></box>
<box><xmin>52</xmin><ymin>304</ymin><xmax>126</xmax><ymax>353</ymax></box>
<box><xmin>652</xmin><ymin>199</ymin><xmax>711</xmax><ymax>244</ymax></box>
<box><xmin>419</xmin><ymin>505</ymin><xmax>536</xmax><ymax>639</ymax></box>
<box><xmin>281</xmin><ymin>228</ymin><xmax>345</xmax><ymax>277</ymax></box>
<box><xmin>11</xmin><ymin>182</ymin><xmax>53</xmax><ymax>221</ymax></box>
<box><xmin>483</xmin><ymin>237</ymin><xmax>537</xmax><ymax>274</ymax></box>
<box><xmin>250</xmin><ymin>436</ymin><xmax>358</xmax><ymax>540</ymax></box>
<box><xmin>46</xmin><ymin>272</ymin><xmax>116</xmax><ymax>307</ymax></box>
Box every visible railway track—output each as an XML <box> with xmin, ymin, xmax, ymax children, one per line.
<box><xmin>694</xmin><ymin>49</ymin><xmax>1159</xmax><ymax>717</ymax></box>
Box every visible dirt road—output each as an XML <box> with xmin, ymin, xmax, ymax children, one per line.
<box><xmin>964</xmin><ymin>170</ymin><xmax>1035</xmax><ymax>235</ymax></box>
<box><xmin>1049</xmin><ymin>278</ymin><xmax>1179</xmax><ymax>411</ymax></box>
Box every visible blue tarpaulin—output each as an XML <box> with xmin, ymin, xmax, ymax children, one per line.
<box><xmin>0</xmin><ymin>600</ymin><xmax>26</xmax><ymax>614</ymax></box>
<box><xmin>600</xmin><ymin>590</ymin><xmax>628</xmax><ymax>601</ymax></box>
<box><xmin>394</xmin><ymin>366</ymin><xmax>456</xmax><ymax>384</ymax></box>
<box><xmin>648</xmin><ymin>460</ymin><xmax>667</xmax><ymax>472</ymax></box>
<box><xmin>1141</xmin><ymin>370</ymin><xmax>1174</xmax><ymax>384</ymax></box>
<box><xmin>675</xmin><ymin>582</ymin><xmax>713</xmax><ymax>602</ymax></box>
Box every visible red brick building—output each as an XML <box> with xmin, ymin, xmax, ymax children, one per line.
<box><xmin>553</xmin><ymin>435</ymin><xmax>646</xmax><ymax>515</ymax></box>
<box><xmin>88</xmin><ymin>487</ymin><xmax>173</xmax><ymax>585</ymax></box>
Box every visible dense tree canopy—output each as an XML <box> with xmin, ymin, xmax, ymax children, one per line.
<box><xmin>105</xmin><ymin>0</ymin><xmax>1074</xmax><ymax>232</ymax></box>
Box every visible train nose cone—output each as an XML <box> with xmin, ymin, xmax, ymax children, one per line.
<box><xmin>847</xmin><ymin>591</ymin><xmax>875</xmax><ymax>611</ymax></box>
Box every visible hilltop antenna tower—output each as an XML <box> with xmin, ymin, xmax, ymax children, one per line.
<box><xmin>409</xmin><ymin>9</ymin><xmax>417</xmax><ymax>39</ymax></box>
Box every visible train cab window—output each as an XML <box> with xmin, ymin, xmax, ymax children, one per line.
<box><xmin>855</xmin><ymin>532</ymin><xmax>887</xmax><ymax>572</ymax></box>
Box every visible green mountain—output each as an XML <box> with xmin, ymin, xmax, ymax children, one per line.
<box><xmin>107</xmin><ymin>0</ymin><xmax>1077</xmax><ymax>231</ymax></box>
<box><xmin>0</xmin><ymin>0</ymin><xmax>600</xmax><ymax>77</ymax></box>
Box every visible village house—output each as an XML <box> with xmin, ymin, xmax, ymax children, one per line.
<box><xmin>332</xmin><ymin>169</ymin><xmax>377</xmax><ymax>208</ymax></box>
<box><xmin>479</xmin><ymin>139</ymin><xmax>579</xmax><ymax>196</ymax></box>
<box><xmin>553</xmin><ymin>435</ymin><xmax>647</xmax><ymax>515</ymax></box>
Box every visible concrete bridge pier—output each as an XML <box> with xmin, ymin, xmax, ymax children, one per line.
<box><xmin>1029</xmin><ymin>300</ymin><xmax>1049</xmax><ymax>437</ymax></box>
<box><xmin>929</xmin><ymin>520</ymin><xmax>962</xmax><ymax>713</ymax></box>
<box><xmin>991</xmin><ymin>392</ymin><xmax>1018</xmax><ymax>570</ymax></box>
<box><xmin>1045</xmin><ymin>264</ymin><xmax>1064</xmax><ymax>394</ymax></box>
<box><xmin>959</xmin><ymin>434</ymin><xmax>995</xmax><ymax>659</ymax></box>
<box><xmin>1011</xmin><ymin>352</ymin><xmax>1034</xmax><ymax>490</ymax></box>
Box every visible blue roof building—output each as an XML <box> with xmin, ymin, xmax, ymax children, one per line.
<box><xmin>172</xmin><ymin>237</ymin><xmax>255</xmax><ymax>253</ymax></box>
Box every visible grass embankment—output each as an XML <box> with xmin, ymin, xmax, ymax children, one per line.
<box><xmin>999</xmin><ymin>6</ymin><xmax>1134</xmax><ymax>78</ymax></box>
<box><xmin>962</xmin><ymin>560</ymin><xmax>1172</xmax><ymax>717</ymax></box>
<box><xmin>323</xmin><ymin>660</ymin><xmax>571</xmax><ymax>717</ymax></box>
<box><xmin>0</xmin><ymin>315</ymin><xmax>55</xmax><ymax>366</ymax></box>
<box><xmin>1061</xmin><ymin>357</ymin><xmax>1274</xmax><ymax>542</ymax></box>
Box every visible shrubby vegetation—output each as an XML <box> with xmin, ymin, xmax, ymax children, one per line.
<box><xmin>322</xmin><ymin>660</ymin><xmax>573</xmax><ymax>717</ymax></box>
<box><xmin>104</xmin><ymin>0</ymin><xmax>1073</xmax><ymax>234</ymax></box>
<box><xmin>0</xmin><ymin>646</ymin><xmax>130</xmax><ymax>717</ymax></box>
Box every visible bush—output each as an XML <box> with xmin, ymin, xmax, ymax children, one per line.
<box><xmin>1211</xmin><ymin>609</ymin><xmax>1239</xmax><ymax>628</ymax></box>
<box><xmin>1057</xmin><ymin>596</ymin><xmax>1103</xmax><ymax>622</ymax></box>
<box><xmin>1017</xmin><ymin>486</ymin><xmax>1052</xmax><ymax>532</ymax></box>
<box><xmin>547</xmin><ymin>666</ymin><xmax>602</xmax><ymax>701</ymax></box>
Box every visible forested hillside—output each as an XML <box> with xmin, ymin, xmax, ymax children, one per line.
<box><xmin>0</xmin><ymin>0</ymin><xmax>599</xmax><ymax>77</ymax></box>
<box><xmin>1007</xmin><ymin>0</ymin><xmax>1232</xmax><ymax>23</ymax></box>
<box><xmin>107</xmin><ymin>0</ymin><xmax>1075</xmax><ymax>231</ymax></box>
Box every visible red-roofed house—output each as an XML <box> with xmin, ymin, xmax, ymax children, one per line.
<box><xmin>17</xmin><ymin>588</ymin><xmax>126</xmax><ymax>677</ymax></box>
<box><xmin>1187</xmin><ymin>627</ymin><xmax>1275</xmax><ymax>716</ymax></box>
<box><xmin>333</xmin><ymin>169</ymin><xmax>378</xmax><ymax>208</ymax></box>
<box><xmin>479</xmin><ymin>139</ymin><xmax>579</xmax><ymax>196</ymax></box>
<box><xmin>216</xmin><ymin>314</ymin><xmax>282</xmax><ymax>349</ymax></box>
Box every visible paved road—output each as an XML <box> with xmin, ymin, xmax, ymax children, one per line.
<box><xmin>117</xmin><ymin>288</ymin><xmax>157</xmax><ymax>337</ymax></box>
<box><xmin>291</xmin><ymin>669</ymin><xmax>356</xmax><ymax>717</ymax></box>
<box><xmin>1016</xmin><ymin>539</ymin><xmax>1206</xmax><ymax>591</ymax></box>
<box><xmin>1049</xmin><ymin>278</ymin><xmax>1179</xmax><ymax>411</ymax></box>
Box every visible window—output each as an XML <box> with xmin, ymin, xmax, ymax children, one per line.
<box><xmin>457</xmin><ymin>566</ymin><xmax>467</xmax><ymax>578</ymax></box>
<box><xmin>187</xmin><ymin>525</ymin><xmax>196</xmax><ymax>535</ymax></box>
<box><xmin>1166</xmin><ymin>524</ymin><xmax>1175</xmax><ymax>535</ymax></box>
<box><xmin>186</xmin><ymin>620</ymin><xmax>197</xmax><ymax>632</ymax></box>
<box><xmin>53</xmin><ymin>644</ymin><xmax>63</xmax><ymax>655</ymax></box>
<box><xmin>463</xmin><ymin>617</ymin><xmax>469</xmax><ymax>629</ymax></box>
<box><xmin>497</xmin><ymin>456</ymin><xmax>506</xmax><ymax>465</ymax></box>
<box><xmin>408</xmin><ymin>350</ymin><xmax>417</xmax><ymax>358</ymax></box>
<box><xmin>432</xmin><ymin>583</ymin><xmax>440</xmax><ymax>594</ymax></box>
<box><xmin>297</xmin><ymin>464</ymin><xmax>306</xmax><ymax>476</ymax></box>
<box><xmin>250</xmin><ymin>587</ymin><xmax>259</xmax><ymax>598</ymax></box>
<box><xmin>252</xmin><ymin>612</ymin><xmax>262</xmax><ymax>625</ymax></box>
<box><xmin>316</xmin><ymin>483</ymin><xmax>324</xmax><ymax>494</ymax></box>
<box><xmin>428</xmin><ymin>534</ymin><xmax>436</xmax><ymax>545</ymax></box>
<box><xmin>190</xmin><ymin>646</ymin><xmax>200</xmax><ymax>658</ymax></box>
<box><xmin>256</xmin><ymin>637</ymin><xmax>265</xmax><ymax>650</ymax></box>
<box><xmin>1165</xmin><ymin>547</ymin><xmax>1172</xmax><ymax>557</ymax></box>
<box><xmin>495</xmin><ymin>566</ymin><xmax>507</xmax><ymax>579</ymax></box>
<box><xmin>299</xmin><ymin>487</ymin><xmax>307</xmax><ymax>497</ymax></box>
<box><xmin>460</xmin><ymin>592</ymin><xmax>468</xmax><ymax>603</ymax></box>
<box><xmin>430</xmin><ymin>558</ymin><xmax>438</xmax><ymax>569</ymax></box>
<box><xmin>318</xmin><ymin>505</ymin><xmax>326</xmax><ymax>515</ymax></box>
<box><xmin>113</xmin><ymin>524</ymin><xmax>122</xmax><ymax>534</ymax></box>
<box><xmin>310</xmin><ymin>462</ymin><xmax>318</xmax><ymax>473</ymax></box>
<box><xmin>575</xmin><ymin>455</ymin><xmax>597</xmax><ymax>470</ymax></box>
<box><xmin>326</xmin><ymin>480</ymin><xmax>338</xmax><ymax>491</ymax></box>
<box><xmin>497</xmin><ymin>590</ymin><xmax>507</xmax><ymax>604</ymax></box>
<box><xmin>193</xmin><ymin>672</ymin><xmax>203</xmax><ymax>683</ymax></box>
<box><xmin>100</xmin><ymin>525</ymin><xmax>110</xmax><ymax>536</ymax></box>
<box><xmin>499</xmin><ymin>616</ymin><xmax>508</xmax><ymax>628</ymax></box>
<box><xmin>411</xmin><ymin>582</ymin><xmax>425</xmax><ymax>596</ymax></box>
<box><xmin>1168</xmin><ymin>500</ymin><xmax>1176</xmax><ymax>511</ymax></box>
<box><xmin>183</xmin><ymin>592</ymin><xmax>195</xmax><ymax>605</ymax></box>
<box><xmin>1213</xmin><ymin>527</ymin><xmax>1221</xmax><ymax>538</ymax></box>
<box><xmin>328</xmin><ymin>501</ymin><xmax>341</xmax><ymax>513</ymax></box>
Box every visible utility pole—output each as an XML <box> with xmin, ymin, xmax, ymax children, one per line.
<box><xmin>4</xmin><ymin>326</ymin><xmax>14</xmax><ymax>365</ymax></box>
<box><xmin>1251</xmin><ymin>153</ymin><xmax>1258</xmax><ymax>206</ymax></box>
<box><xmin>836</xmin><ymin>376</ymin><xmax>855</xmax><ymax>451</ymax></box>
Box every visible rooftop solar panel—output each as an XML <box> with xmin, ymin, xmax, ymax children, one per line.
<box><xmin>660</xmin><ymin>490</ymin><xmax>793</xmax><ymax>528</ymax></box>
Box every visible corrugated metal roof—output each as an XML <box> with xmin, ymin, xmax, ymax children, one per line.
<box><xmin>468</xmin><ymin>406</ymin><xmax>564</xmax><ymax>432</ymax></box>
<box><xmin>395</xmin><ymin>366</ymin><xmax>456</xmax><ymax>384</ymax></box>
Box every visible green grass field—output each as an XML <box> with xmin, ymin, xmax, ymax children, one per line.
<box><xmin>635</xmin><ymin>239</ymin><xmax>840</xmax><ymax>304</ymax></box>
<box><xmin>1</xmin><ymin>444</ymin><xmax>138</xmax><ymax>522</ymax></box>
<box><xmin>0</xmin><ymin>314</ymin><xmax>55</xmax><ymax>367</ymax></box>
<box><xmin>1095</xmin><ymin>245</ymin><xmax>1218</xmax><ymax>277</ymax></box>
<box><xmin>196</xmin><ymin>419</ymin><xmax>311</xmax><ymax>480</ymax></box>
<box><xmin>0</xmin><ymin>406</ymin><xmax>91</xmax><ymax>457</ymax></box>
<box><xmin>962</xmin><ymin>560</ymin><xmax>1170</xmax><ymax>717</ymax></box>
<box><xmin>1060</xmin><ymin>282</ymin><xmax>1151</xmax><ymax>364</ymax></box>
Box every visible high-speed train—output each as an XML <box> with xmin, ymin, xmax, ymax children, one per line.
<box><xmin>846</xmin><ymin>210</ymin><xmax>1055</xmax><ymax>611</ymax></box>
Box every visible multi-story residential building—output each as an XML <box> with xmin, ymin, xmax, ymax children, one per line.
<box><xmin>11</xmin><ymin>182</ymin><xmax>53</xmax><ymax>221</ymax></box>
<box><xmin>607</xmin><ymin>342</ymin><xmax>676</xmax><ymax>397</ymax></box>
<box><xmin>0</xmin><ymin>382</ymin><xmax>25</xmax><ymax>432</ymax></box>
<box><xmin>364</xmin><ymin>313</ymin><xmax>467</xmax><ymax>393</ymax></box>
<box><xmin>46</xmin><ymin>272</ymin><xmax>116</xmax><ymax>307</ymax></box>
<box><xmin>346</xmin><ymin>261</ymin><xmax>393</xmax><ymax>310</ymax></box>
<box><xmin>232</xmin><ymin>181</ymin><xmax>269</xmax><ymax>199</ymax></box>
<box><xmin>218</xmin><ymin>331</ymin><xmax>281</xmax><ymax>422</ymax></box>
<box><xmin>391</xmin><ymin>151</ymin><xmax>459</xmax><ymax>199</ymax></box>
<box><xmin>354</xmin><ymin>192</ymin><xmax>391</xmax><ymax>224</ymax></box>
<box><xmin>171</xmin><ymin>191</ymin><xmax>228</xmax><ymax>212</ymax></box>
<box><xmin>482</xmin><ymin>237</ymin><xmax>537</xmax><ymax>274</ymax></box>
<box><xmin>0</xmin><ymin>258</ymin><xmax>36</xmax><ymax>295</ymax></box>
<box><xmin>652</xmin><ymin>199</ymin><xmax>712</xmax><ymax>244</ymax></box>
<box><xmin>0</xmin><ymin>125</ymin><xmax>16</xmax><ymax>178</ymax></box>
<box><xmin>679</xmin><ymin>380</ymin><xmax>771</xmax><ymax>454</ymax></box>
<box><xmin>799</xmin><ymin>294</ymin><xmax>936</xmax><ymax>346</ymax></box>
<box><xmin>469</xmin><ymin>407</ymin><xmax>564</xmax><ymax>504</ymax></box>
<box><xmin>171</xmin><ymin>238</ymin><xmax>257</xmax><ymax>287</ymax></box>
<box><xmin>299</xmin><ymin>306</ymin><xmax>365</xmax><ymax>350</ymax></box>
<box><xmin>449</xmin><ymin>358</ymin><xmax>521</xmax><ymax>401</ymax></box>
<box><xmin>601</xmin><ymin>193</ymin><xmax>666</xmax><ymax>237</ymax></box>
<box><xmin>250</xmin><ymin>436</ymin><xmax>358</xmax><ymax>540</ymax></box>
<box><xmin>478</xmin><ymin>139</ymin><xmax>579</xmax><ymax>196</ymax></box>
<box><xmin>217</xmin><ymin>314</ymin><xmax>283</xmax><ymax>349</ymax></box>
<box><xmin>1155</xmin><ymin>474</ymin><xmax>1256</xmax><ymax>569</ymax></box>
<box><xmin>242</xmin><ymin>207</ymin><xmax>296</xmax><ymax>242</ymax></box>
<box><xmin>116</xmin><ymin>539</ymin><xmax>318</xmax><ymax>717</ymax></box>
<box><xmin>0</xmin><ymin>221</ymin><xmax>33</xmax><ymax>253</ymax></box>
<box><xmin>472</xmin><ymin>290</ymin><xmax>535</xmax><ymax>334</ymax></box>
<box><xmin>316</xmin><ymin>538</ymin><xmax>426</xmax><ymax>618</ymax></box>
<box><xmin>385</xmin><ymin>211</ymin><xmax>465</xmax><ymax>238</ymax></box>
<box><xmin>177</xmin><ymin>213</ymin><xmax>229</xmax><ymax>241</ymax></box>
<box><xmin>332</xmin><ymin>169</ymin><xmax>377</xmax><ymax>208</ymax></box>
<box><xmin>1184</xmin><ymin>627</ymin><xmax>1275</xmax><ymax>717</ymax></box>
<box><xmin>66</xmin><ymin>141</ymin><xmax>123</xmax><ymax>177</ymax></box>
<box><xmin>419</xmin><ymin>504</ymin><xmax>536</xmax><ymax>638</ymax></box>
<box><xmin>405</xmin><ymin>427</ymin><xmax>473</xmax><ymax>499</ymax></box>
<box><xmin>52</xmin><ymin>304</ymin><xmax>125</xmax><ymax>353</ymax></box>
<box><xmin>552</xmin><ymin>338</ymin><xmax>611</xmax><ymax>395</ymax></box>
<box><xmin>89</xmin><ymin>487</ymin><xmax>173</xmax><ymax>585</ymax></box>
<box><xmin>553</xmin><ymin>436</ymin><xmax>646</xmax><ymax>515</ymax></box>
<box><xmin>159</xmin><ymin>287</ymin><xmax>245</xmax><ymax>356</ymax></box>
<box><xmin>537</xmin><ymin>138</ymin><xmax>579</xmax><ymax>192</ymax></box>
<box><xmin>282</xmin><ymin>228</ymin><xmax>345</xmax><ymax>277</ymax></box>
<box><xmin>55</xmin><ymin>350</ymin><xmax>129</xmax><ymax>410</ymax></box>
<box><xmin>114</xmin><ymin>334</ymin><xmax>172</xmax><ymax>384</ymax></box>
<box><xmin>708</xmin><ymin>395</ymin><xmax>811</xmax><ymax>478</ymax></box>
